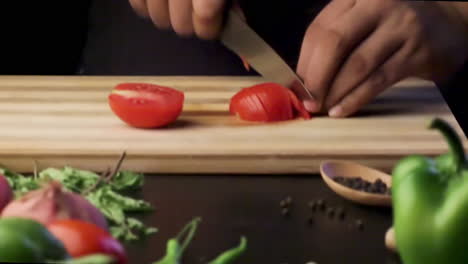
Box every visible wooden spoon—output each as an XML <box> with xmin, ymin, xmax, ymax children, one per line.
<box><xmin>320</xmin><ymin>160</ymin><xmax>392</xmax><ymax>207</ymax></box>
<box><xmin>385</xmin><ymin>226</ymin><xmax>397</xmax><ymax>252</ymax></box>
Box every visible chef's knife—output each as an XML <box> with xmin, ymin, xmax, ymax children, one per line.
<box><xmin>220</xmin><ymin>9</ymin><xmax>315</xmax><ymax>102</ymax></box>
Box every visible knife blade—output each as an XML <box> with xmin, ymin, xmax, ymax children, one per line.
<box><xmin>220</xmin><ymin>9</ymin><xmax>314</xmax><ymax>102</ymax></box>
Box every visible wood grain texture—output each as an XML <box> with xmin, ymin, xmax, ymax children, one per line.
<box><xmin>0</xmin><ymin>75</ymin><xmax>464</xmax><ymax>174</ymax></box>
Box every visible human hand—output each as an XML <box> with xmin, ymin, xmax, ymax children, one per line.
<box><xmin>297</xmin><ymin>0</ymin><xmax>468</xmax><ymax>117</ymax></box>
<box><xmin>129</xmin><ymin>0</ymin><xmax>227</xmax><ymax>39</ymax></box>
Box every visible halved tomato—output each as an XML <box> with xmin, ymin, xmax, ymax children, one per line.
<box><xmin>229</xmin><ymin>82</ymin><xmax>311</xmax><ymax>122</ymax></box>
<box><xmin>108</xmin><ymin>83</ymin><xmax>184</xmax><ymax>128</ymax></box>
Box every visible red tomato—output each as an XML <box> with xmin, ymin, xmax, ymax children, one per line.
<box><xmin>229</xmin><ymin>83</ymin><xmax>311</xmax><ymax>122</ymax></box>
<box><xmin>108</xmin><ymin>83</ymin><xmax>184</xmax><ymax>128</ymax></box>
<box><xmin>48</xmin><ymin>219</ymin><xmax>127</xmax><ymax>264</ymax></box>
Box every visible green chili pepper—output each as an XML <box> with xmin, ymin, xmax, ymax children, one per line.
<box><xmin>207</xmin><ymin>236</ymin><xmax>247</xmax><ymax>264</ymax></box>
<box><xmin>392</xmin><ymin>118</ymin><xmax>468</xmax><ymax>264</ymax></box>
<box><xmin>152</xmin><ymin>217</ymin><xmax>201</xmax><ymax>264</ymax></box>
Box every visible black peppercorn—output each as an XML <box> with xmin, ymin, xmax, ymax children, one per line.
<box><xmin>356</xmin><ymin>219</ymin><xmax>364</xmax><ymax>230</ymax></box>
<box><xmin>316</xmin><ymin>199</ymin><xmax>325</xmax><ymax>211</ymax></box>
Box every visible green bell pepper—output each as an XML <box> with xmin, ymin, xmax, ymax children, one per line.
<box><xmin>392</xmin><ymin>118</ymin><xmax>468</xmax><ymax>264</ymax></box>
<box><xmin>0</xmin><ymin>217</ymin><xmax>70</xmax><ymax>263</ymax></box>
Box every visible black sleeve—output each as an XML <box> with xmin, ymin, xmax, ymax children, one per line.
<box><xmin>0</xmin><ymin>2</ymin><xmax>91</xmax><ymax>75</ymax></box>
<box><xmin>436</xmin><ymin>60</ymin><xmax>468</xmax><ymax>138</ymax></box>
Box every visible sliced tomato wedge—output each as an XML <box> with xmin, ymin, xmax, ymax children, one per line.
<box><xmin>108</xmin><ymin>83</ymin><xmax>184</xmax><ymax>128</ymax></box>
<box><xmin>229</xmin><ymin>82</ymin><xmax>311</xmax><ymax>122</ymax></box>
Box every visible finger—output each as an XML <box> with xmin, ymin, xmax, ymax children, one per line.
<box><xmin>324</xmin><ymin>15</ymin><xmax>405</xmax><ymax>110</ymax></box>
<box><xmin>169</xmin><ymin>0</ymin><xmax>195</xmax><ymax>36</ymax></box>
<box><xmin>193</xmin><ymin>12</ymin><xmax>223</xmax><ymax>39</ymax></box>
<box><xmin>297</xmin><ymin>0</ymin><xmax>356</xmax><ymax>79</ymax></box>
<box><xmin>328</xmin><ymin>44</ymin><xmax>411</xmax><ymax>118</ymax></box>
<box><xmin>193</xmin><ymin>0</ymin><xmax>224</xmax><ymax>20</ymax></box>
<box><xmin>129</xmin><ymin>0</ymin><xmax>150</xmax><ymax>17</ymax></box>
<box><xmin>192</xmin><ymin>0</ymin><xmax>225</xmax><ymax>39</ymax></box>
<box><xmin>297</xmin><ymin>0</ymin><xmax>357</xmax><ymax>112</ymax></box>
<box><xmin>300</xmin><ymin>2</ymin><xmax>380</xmax><ymax>113</ymax></box>
<box><xmin>147</xmin><ymin>0</ymin><xmax>171</xmax><ymax>29</ymax></box>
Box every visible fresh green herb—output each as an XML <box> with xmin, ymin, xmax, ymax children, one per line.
<box><xmin>111</xmin><ymin>170</ymin><xmax>144</xmax><ymax>191</ymax></box>
<box><xmin>0</xmin><ymin>168</ymin><xmax>39</xmax><ymax>197</ymax></box>
<box><xmin>40</xmin><ymin>167</ymin><xmax>100</xmax><ymax>193</ymax></box>
<box><xmin>86</xmin><ymin>185</ymin><xmax>156</xmax><ymax>241</ymax></box>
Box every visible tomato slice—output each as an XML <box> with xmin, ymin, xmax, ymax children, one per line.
<box><xmin>108</xmin><ymin>83</ymin><xmax>184</xmax><ymax>128</ymax></box>
<box><xmin>286</xmin><ymin>89</ymin><xmax>311</xmax><ymax>119</ymax></box>
<box><xmin>48</xmin><ymin>219</ymin><xmax>127</xmax><ymax>264</ymax></box>
<box><xmin>229</xmin><ymin>82</ymin><xmax>311</xmax><ymax>122</ymax></box>
<box><xmin>230</xmin><ymin>88</ymin><xmax>269</xmax><ymax>121</ymax></box>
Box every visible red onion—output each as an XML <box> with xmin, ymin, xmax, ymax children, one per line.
<box><xmin>1</xmin><ymin>181</ymin><xmax>107</xmax><ymax>230</ymax></box>
<box><xmin>0</xmin><ymin>174</ymin><xmax>12</xmax><ymax>212</ymax></box>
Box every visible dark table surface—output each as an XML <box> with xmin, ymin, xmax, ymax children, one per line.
<box><xmin>125</xmin><ymin>174</ymin><xmax>401</xmax><ymax>264</ymax></box>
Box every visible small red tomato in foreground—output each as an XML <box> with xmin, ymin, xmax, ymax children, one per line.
<box><xmin>48</xmin><ymin>219</ymin><xmax>127</xmax><ymax>264</ymax></box>
<box><xmin>229</xmin><ymin>82</ymin><xmax>311</xmax><ymax>122</ymax></box>
<box><xmin>108</xmin><ymin>83</ymin><xmax>184</xmax><ymax>128</ymax></box>
<box><xmin>0</xmin><ymin>173</ymin><xmax>12</xmax><ymax>213</ymax></box>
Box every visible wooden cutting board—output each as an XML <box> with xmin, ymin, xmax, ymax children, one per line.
<box><xmin>0</xmin><ymin>75</ymin><xmax>464</xmax><ymax>174</ymax></box>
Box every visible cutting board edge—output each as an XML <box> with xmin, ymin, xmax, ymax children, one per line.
<box><xmin>0</xmin><ymin>153</ymin><xmax>442</xmax><ymax>175</ymax></box>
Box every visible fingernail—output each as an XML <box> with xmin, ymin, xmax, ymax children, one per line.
<box><xmin>329</xmin><ymin>105</ymin><xmax>342</xmax><ymax>117</ymax></box>
<box><xmin>303</xmin><ymin>100</ymin><xmax>319</xmax><ymax>112</ymax></box>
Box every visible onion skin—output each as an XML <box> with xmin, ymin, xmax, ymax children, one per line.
<box><xmin>0</xmin><ymin>174</ymin><xmax>12</xmax><ymax>213</ymax></box>
<box><xmin>1</xmin><ymin>181</ymin><xmax>107</xmax><ymax>230</ymax></box>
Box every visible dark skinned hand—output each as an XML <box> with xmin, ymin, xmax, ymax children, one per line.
<box><xmin>297</xmin><ymin>0</ymin><xmax>468</xmax><ymax>117</ymax></box>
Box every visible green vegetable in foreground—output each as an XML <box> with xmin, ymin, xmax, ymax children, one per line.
<box><xmin>207</xmin><ymin>236</ymin><xmax>247</xmax><ymax>264</ymax></box>
<box><xmin>153</xmin><ymin>217</ymin><xmax>201</xmax><ymax>264</ymax></box>
<box><xmin>392</xmin><ymin>118</ymin><xmax>468</xmax><ymax>264</ymax></box>
<box><xmin>49</xmin><ymin>254</ymin><xmax>115</xmax><ymax>264</ymax></box>
<box><xmin>153</xmin><ymin>217</ymin><xmax>247</xmax><ymax>264</ymax></box>
<box><xmin>0</xmin><ymin>217</ymin><xmax>70</xmax><ymax>262</ymax></box>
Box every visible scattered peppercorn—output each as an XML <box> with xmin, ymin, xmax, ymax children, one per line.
<box><xmin>326</xmin><ymin>207</ymin><xmax>335</xmax><ymax>218</ymax></box>
<box><xmin>280</xmin><ymin>200</ymin><xmax>288</xmax><ymax>208</ymax></box>
<box><xmin>284</xmin><ymin>196</ymin><xmax>293</xmax><ymax>205</ymax></box>
<box><xmin>281</xmin><ymin>208</ymin><xmax>290</xmax><ymax>217</ymax></box>
<box><xmin>308</xmin><ymin>201</ymin><xmax>317</xmax><ymax>212</ymax></box>
<box><xmin>332</xmin><ymin>176</ymin><xmax>391</xmax><ymax>195</ymax></box>
<box><xmin>316</xmin><ymin>199</ymin><xmax>325</xmax><ymax>211</ymax></box>
<box><xmin>356</xmin><ymin>219</ymin><xmax>364</xmax><ymax>230</ymax></box>
<box><xmin>336</xmin><ymin>207</ymin><xmax>346</xmax><ymax>220</ymax></box>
